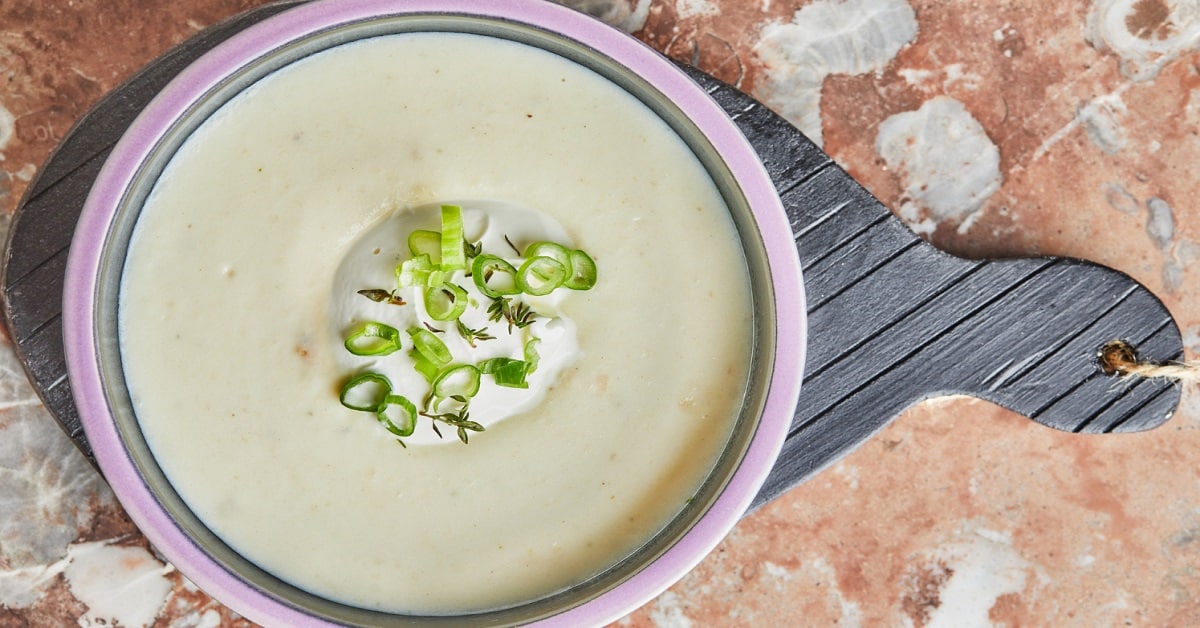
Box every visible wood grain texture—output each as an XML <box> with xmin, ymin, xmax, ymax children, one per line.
<box><xmin>0</xmin><ymin>3</ymin><xmax>1183</xmax><ymax>509</ymax></box>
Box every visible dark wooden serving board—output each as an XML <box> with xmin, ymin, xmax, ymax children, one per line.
<box><xmin>0</xmin><ymin>3</ymin><xmax>1183</xmax><ymax>511</ymax></box>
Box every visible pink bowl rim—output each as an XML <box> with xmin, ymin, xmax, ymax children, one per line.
<box><xmin>61</xmin><ymin>0</ymin><xmax>806</xmax><ymax>625</ymax></box>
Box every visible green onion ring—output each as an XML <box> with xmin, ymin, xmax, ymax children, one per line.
<box><xmin>377</xmin><ymin>394</ymin><xmax>417</xmax><ymax>437</ymax></box>
<box><xmin>343</xmin><ymin>321</ymin><xmax>403</xmax><ymax>356</ymax></box>
<box><xmin>524</xmin><ymin>337</ymin><xmax>541</xmax><ymax>374</ymax></box>
<box><xmin>440</xmin><ymin>205</ymin><xmax>466</xmax><ymax>272</ymax></box>
<box><xmin>433</xmin><ymin>364</ymin><xmax>481</xmax><ymax>399</ymax></box>
<box><xmin>408</xmin><ymin>327</ymin><xmax>452</xmax><ymax>366</ymax></box>
<box><xmin>424</xmin><ymin>283</ymin><xmax>468</xmax><ymax>321</ymax></box>
<box><xmin>397</xmin><ymin>254</ymin><xmax>434</xmax><ymax>288</ymax></box>
<box><xmin>339</xmin><ymin>372</ymin><xmax>392</xmax><ymax>412</ymax></box>
<box><xmin>471</xmin><ymin>254</ymin><xmax>520</xmax><ymax>298</ymax></box>
<box><xmin>563</xmin><ymin>249</ymin><xmax>598</xmax><ymax>290</ymax></box>
<box><xmin>479</xmin><ymin>357</ymin><xmax>530</xmax><ymax>389</ymax></box>
<box><xmin>425</xmin><ymin>268</ymin><xmax>447</xmax><ymax>288</ymax></box>
<box><xmin>409</xmin><ymin>349</ymin><xmax>440</xmax><ymax>383</ymax></box>
<box><xmin>407</xmin><ymin>229</ymin><xmax>442</xmax><ymax>263</ymax></box>
<box><xmin>523</xmin><ymin>241</ymin><xmax>572</xmax><ymax>273</ymax></box>
<box><xmin>517</xmin><ymin>256</ymin><xmax>567</xmax><ymax>296</ymax></box>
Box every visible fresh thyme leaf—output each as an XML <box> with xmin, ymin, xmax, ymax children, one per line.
<box><xmin>455</xmin><ymin>319</ymin><xmax>496</xmax><ymax>348</ymax></box>
<box><xmin>504</xmin><ymin>234</ymin><xmax>521</xmax><ymax>256</ymax></box>
<box><xmin>396</xmin><ymin>439</ymin><xmax>407</xmax><ymax>448</ymax></box>
<box><xmin>485</xmin><ymin>295</ymin><xmax>537</xmax><ymax>333</ymax></box>
<box><xmin>464</xmin><ymin>238</ymin><xmax>483</xmax><ymax>260</ymax></box>
<box><xmin>486</xmin><ymin>295</ymin><xmax>509</xmax><ymax>324</ymax></box>
<box><xmin>419</xmin><ymin>407</ymin><xmax>484</xmax><ymax>445</ymax></box>
<box><xmin>507</xmin><ymin>300</ymin><xmax>537</xmax><ymax>332</ymax></box>
<box><xmin>358</xmin><ymin>289</ymin><xmax>390</xmax><ymax>302</ymax></box>
<box><xmin>357</xmin><ymin>288</ymin><xmax>406</xmax><ymax>306</ymax></box>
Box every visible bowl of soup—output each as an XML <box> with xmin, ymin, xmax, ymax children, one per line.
<box><xmin>62</xmin><ymin>0</ymin><xmax>806</xmax><ymax>624</ymax></box>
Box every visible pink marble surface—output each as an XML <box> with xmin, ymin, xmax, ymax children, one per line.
<box><xmin>3</xmin><ymin>0</ymin><xmax>1200</xmax><ymax>625</ymax></box>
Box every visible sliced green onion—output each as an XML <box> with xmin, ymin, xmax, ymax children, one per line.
<box><xmin>563</xmin><ymin>249</ymin><xmax>597</xmax><ymax>290</ymax></box>
<box><xmin>427</xmin><ymin>268</ymin><xmax>450</xmax><ymax>288</ymax></box>
<box><xmin>493</xmin><ymin>362</ymin><xmax>530</xmax><ymax>388</ymax></box>
<box><xmin>524</xmin><ymin>241</ymin><xmax>572</xmax><ymax>271</ymax></box>
<box><xmin>524</xmin><ymin>337</ymin><xmax>541</xmax><ymax>374</ymax></box>
<box><xmin>343</xmin><ymin>321</ymin><xmax>403</xmax><ymax>356</ymax></box>
<box><xmin>377</xmin><ymin>394</ymin><xmax>417</xmax><ymax>437</ymax></box>
<box><xmin>517</xmin><ymin>256</ymin><xmax>567</xmax><ymax>296</ymax></box>
<box><xmin>479</xmin><ymin>357</ymin><xmax>530</xmax><ymax>389</ymax></box>
<box><xmin>424</xmin><ymin>283</ymin><xmax>468</xmax><ymax>321</ymax></box>
<box><xmin>477</xmin><ymin>357</ymin><xmax>510</xmax><ymax>374</ymax></box>
<box><xmin>398</xmin><ymin>254</ymin><xmax>434</xmax><ymax>288</ymax></box>
<box><xmin>409</xmin><ymin>349</ymin><xmax>439</xmax><ymax>383</ymax></box>
<box><xmin>339</xmin><ymin>372</ymin><xmax>392</xmax><ymax>412</ymax></box>
<box><xmin>440</xmin><ymin>205</ymin><xmax>466</xmax><ymax>272</ymax></box>
<box><xmin>432</xmin><ymin>364</ymin><xmax>481</xmax><ymax>399</ymax></box>
<box><xmin>407</xmin><ymin>229</ymin><xmax>442</xmax><ymax>263</ymax></box>
<box><xmin>408</xmin><ymin>327</ymin><xmax>452</xmax><ymax>367</ymax></box>
<box><xmin>471</xmin><ymin>254</ymin><xmax>520</xmax><ymax>298</ymax></box>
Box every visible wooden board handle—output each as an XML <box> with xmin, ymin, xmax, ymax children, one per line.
<box><xmin>679</xmin><ymin>67</ymin><xmax>1184</xmax><ymax>506</ymax></box>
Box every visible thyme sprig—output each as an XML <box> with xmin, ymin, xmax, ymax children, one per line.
<box><xmin>456</xmin><ymin>319</ymin><xmax>496</xmax><ymax>348</ymax></box>
<box><xmin>419</xmin><ymin>407</ymin><xmax>485</xmax><ymax>444</ymax></box>
<box><xmin>486</xmin><ymin>295</ymin><xmax>537</xmax><ymax>333</ymax></box>
<box><xmin>503</xmin><ymin>234</ymin><xmax>521</xmax><ymax>256</ymax></box>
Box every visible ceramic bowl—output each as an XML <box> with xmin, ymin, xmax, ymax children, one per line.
<box><xmin>62</xmin><ymin>0</ymin><xmax>805</xmax><ymax>625</ymax></box>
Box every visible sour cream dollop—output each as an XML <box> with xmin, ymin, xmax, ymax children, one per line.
<box><xmin>330</xmin><ymin>201</ymin><xmax>582</xmax><ymax>445</ymax></box>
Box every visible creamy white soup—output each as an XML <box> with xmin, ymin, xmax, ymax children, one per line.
<box><xmin>119</xmin><ymin>32</ymin><xmax>752</xmax><ymax>613</ymax></box>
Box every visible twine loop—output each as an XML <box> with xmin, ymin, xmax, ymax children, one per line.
<box><xmin>1099</xmin><ymin>340</ymin><xmax>1200</xmax><ymax>382</ymax></box>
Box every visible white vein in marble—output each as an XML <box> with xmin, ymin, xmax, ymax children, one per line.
<box><xmin>898</xmin><ymin>63</ymin><xmax>982</xmax><ymax>94</ymax></box>
<box><xmin>1079</xmin><ymin>93</ymin><xmax>1128</xmax><ymax>154</ymax></box>
<box><xmin>0</xmin><ymin>342</ymin><xmax>113</xmax><ymax>609</ymax></box>
<box><xmin>916</xmin><ymin>523</ymin><xmax>1035</xmax><ymax>628</ymax></box>
<box><xmin>1086</xmin><ymin>0</ymin><xmax>1200</xmax><ymax>81</ymax></box>
<box><xmin>0</xmin><ymin>101</ymin><xmax>13</xmax><ymax>154</ymax></box>
<box><xmin>875</xmin><ymin>96</ymin><xmax>1001</xmax><ymax>235</ymax></box>
<box><xmin>1103</xmin><ymin>182</ymin><xmax>1141</xmax><ymax>214</ymax></box>
<box><xmin>1147</xmin><ymin>196</ymin><xmax>1177</xmax><ymax>250</ymax></box>
<box><xmin>64</xmin><ymin>541</ymin><xmax>173</xmax><ymax>628</ymax></box>
<box><xmin>752</xmin><ymin>0</ymin><xmax>917</xmax><ymax>146</ymax></box>
<box><xmin>801</xmin><ymin>556</ymin><xmax>863</xmax><ymax>625</ymax></box>
<box><xmin>676</xmin><ymin>0</ymin><xmax>719</xmax><ymax>19</ymax></box>
<box><xmin>1105</xmin><ymin>183</ymin><xmax>1196</xmax><ymax>293</ymax></box>
<box><xmin>649</xmin><ymin>590</ymin><xmax>694</xmax><ymax>627</ymax></box>
<box><xmin>556</xmin><ymin>0</ymin><xmax>651</xmax><ymax>33</ymax></box>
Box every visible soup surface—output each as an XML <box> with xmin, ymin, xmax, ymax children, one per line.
<box><xmin>119</xmin><ymin>32</ymin><xmax>753</xmax><ymax>613</ymax></box>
